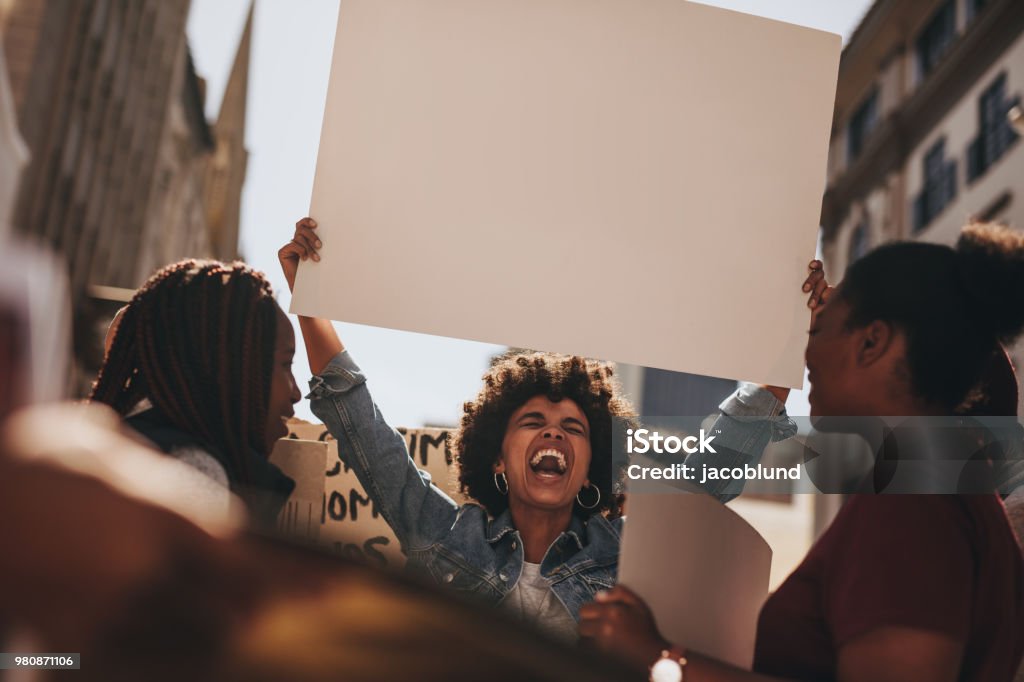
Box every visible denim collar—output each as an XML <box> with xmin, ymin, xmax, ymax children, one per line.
<box><xmin>485</xmin><ymin>509</ymin><xmax>604</xmax><ymax>552</ymax></box>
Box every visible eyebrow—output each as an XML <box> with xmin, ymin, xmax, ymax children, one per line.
<box><xmin>563</xmin><ymin>417</ymin><xmax>588</xmax><ymax>432</ymax></box>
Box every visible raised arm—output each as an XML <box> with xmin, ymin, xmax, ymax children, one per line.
<box><xmin>686</xmin><ymin>383</ymin><xmax>796</xmax><ymax>502</ymax></box>
<box><xmin>278</xmin><ymin>219</ymin><xmax>458</xmax><ymax>551</ymax></box>
<box><xmin>278</xmin><ymin>217</ymin><xmax>343</xmax><ymax>374</ymax></box>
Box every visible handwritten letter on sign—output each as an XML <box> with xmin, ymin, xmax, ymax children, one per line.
<box><xmin>281</xmin><ymin>420</ymin><xmax>460</xmax><ymax>568</ymax></box>
<box><xmin>291</xmin><ymin>0</ymin><xmax>841</xmax><ymax>388</ymax></box>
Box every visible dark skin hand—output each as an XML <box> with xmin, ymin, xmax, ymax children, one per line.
<box><xmin>278</xmin><ymin>217</ymin><xmax>322</xmax><ymax>290</ymax></box>
<box><xmin>580</xmin><ymin>584</ymin><xmax>964</xmax><ymax>681</ymax></box>
<box><xmin>761</xmin><ymin>260</ymin><xmax>830</xmax><ymax>403</ymax></box>
<box><xmin>803</xmin><ymin>259</ymin><xmax>832</xmax><ymax>309</ymax></box>
<box><xmin>277</xmin><ymin>218</ymin><xmax>343</xmax><ymax>375</ymax></box>
<box><xmin>578</xmin><ymin>585</ymin><xmax>669</xmax><ymax>669</ymax></box>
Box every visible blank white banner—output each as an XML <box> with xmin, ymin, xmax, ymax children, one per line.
<box><xmin>292</xmin><ymin>0</ymin><xmax>840</xmax><ymax>388</ymax></box>
<box><xmin>619</xmin><ymin>488</ymin><xmax>772</xmax><ymax>669</ymax></box>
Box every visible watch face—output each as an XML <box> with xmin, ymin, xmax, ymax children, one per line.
<box><xmin>650</xmin><ymin>657</ymin><xmax>683</xmax><ymax>682</ymax></box>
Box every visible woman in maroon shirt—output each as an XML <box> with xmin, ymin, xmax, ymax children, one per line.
<box><xmin>581</xmin><ymin>223</ymin><xmax>1024</xmax><ymax>682</ymax></box>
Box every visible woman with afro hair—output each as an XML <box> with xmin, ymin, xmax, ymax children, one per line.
<box><xmin>279</xmin><ymin>218</ymin><xmax>800</xmax><ymax>642</ymax></box>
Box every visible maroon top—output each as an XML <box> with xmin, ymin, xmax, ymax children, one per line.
<box><xmin>754</xmin><ymin>495</ymin><xmax>1024</xmax><ymax>681</ymax></box>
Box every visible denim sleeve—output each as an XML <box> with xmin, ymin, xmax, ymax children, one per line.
<box><xmin>307</xmin><ymin>351</ymin><xmax>458</xmax><ymax>552</ymax></box>
<box><xmin>685</xmin><ymin>383</ymin><xmax>798</xmax><ymax>503</ymax></box>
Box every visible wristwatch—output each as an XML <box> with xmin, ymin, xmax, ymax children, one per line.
<box><xmin>650</xmin><ymin>646</ymin><xmax>688</xmax><ymax>682</ymax></box>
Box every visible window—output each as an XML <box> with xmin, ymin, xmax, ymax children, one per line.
<box><xmin>967</xmin><ymin>73</ymin><xmax>1020</xmax><ymax>183</ymax></box>
<box><xmin>975</xmin><ymin>191</ymin><xmax>1012</xmax><ymax>223</ymax></box>
<box><xmin>913</xmin><ymin>138</ymin><xmax>956</xmax><ymax>232</ymax></box>
<box><xmin>847</xmin><ymin>90</ymin><xmax>878</xmax><ymax>164</ymax></box>
<box><xmin>916</xmin><ymin>0</ymin><xmax>956</xmax><ymax>80</ymax></box>
<box><xmin>847</xmin><ymin>219</ymin><xmax>870</xmax><ymax>267</ymax></box>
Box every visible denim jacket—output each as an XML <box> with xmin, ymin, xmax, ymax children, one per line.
<box><xmin>308</xmin><ymin>351</ymin><xmax>794</xmax><ymax>621</ymax></box>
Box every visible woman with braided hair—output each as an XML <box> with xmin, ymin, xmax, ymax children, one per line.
<box><xmin>91</xmin><ymin>259</ymin><xmax>300</xmax><ymax>528</ymax></box>
<box><xmin>278</xmin><ymin>218</ymin><xmax>806</xmax><ymax>642</ymax></box>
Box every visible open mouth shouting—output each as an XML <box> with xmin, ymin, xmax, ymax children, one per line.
<box><xmin>528</xmin><ymin>445</ymin><xmax>571</xmax><ymax>481</ymax></box>
<box><xmin>500</xmin><ymin>395</ymin><xmax>593</xmax><ymax>508</ymax></box>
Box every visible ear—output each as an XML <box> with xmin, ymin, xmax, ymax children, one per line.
<box><xmin>855</xmin><ymin>320</ymin><xmax>896</xmax><ymax>368</ymax></box>
<box><xmin>493</xmin><ymin>458</ymin><xmax>505</xmax><ymax>474</ymax></box>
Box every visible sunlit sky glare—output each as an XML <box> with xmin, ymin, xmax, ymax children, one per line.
<box><xmin>186</xmin><ymin>0</ymin><xmax>873</xmax><ymax>426</ymax></box>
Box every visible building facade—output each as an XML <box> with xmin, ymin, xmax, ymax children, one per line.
<box><xmin>820</xmin><ymin>0</ymin><xmax>1024</xmax><ymax>403</ymax></box>
<box><xmin>1</xmin><ymin>0</ymin><xmax>251</xmax><ymax>389</ymax></box>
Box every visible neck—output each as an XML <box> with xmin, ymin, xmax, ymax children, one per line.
<box><xmin>851</xmin><ymin>391</ymin><xmax>948</xmax><ymax>447</ymax></box>
<box><xmin>508</xmin><ymin>501</ymin><xmax>574</xmax><ymax>563</ymax></box>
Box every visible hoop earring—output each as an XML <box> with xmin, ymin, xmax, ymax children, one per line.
<box><xmin>576</xmin><ymin>484</ymin><xmax>601</xmax><ymax>510</ymax></box>
<box><xmin>493</xmin><ymin>471</ymin><xmax>508</xmax><ymax>495</ymax></box>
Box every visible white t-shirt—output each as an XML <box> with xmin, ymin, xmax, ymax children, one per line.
<box><xmin>501</xmin><ymin>561</ymin><xmax>578</xmax><ymax>643</ymax></box>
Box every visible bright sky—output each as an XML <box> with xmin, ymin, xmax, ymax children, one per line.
<box><xmin>186</xmin><ymin>0</ymin><xmax>873</xmax><ymax>426</ymax></box>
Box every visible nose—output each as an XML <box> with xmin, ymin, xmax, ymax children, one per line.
<box><xmin>289</xmin><ymin>373</ymin><xmax>301</xmax><ymax>404</ymax></box>
<box><xmin>542</xmin><ymin>428</ymin><xmax>565</xmax><ymax>440</ymax></box>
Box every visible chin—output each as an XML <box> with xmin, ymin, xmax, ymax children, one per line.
<box><xmin>808</xmin><ymin>413</ymin><xmax>830</xmax><ymax>431</ymax></box>
<box><xmin>807</xmin><ymin>393</ymin><xmax>831</xmax><ymax>424</ymax></box>
<box><xmin>263</xmin><ymin>424</ymin><xmax>288</xmax><ymax>455</ymax></box>
<box><xmin>810</xmin><ymin>412</ymin><xmax>861</xmax><ymax>435</ymax></box>
<box><xmin>524</xmin><ymin>492</ymin><xmax>575</xmax><ymax>511</ymax></box>
<box><xmin>808</xmin><ymin>391</ymin><xmax>864</xmax><ymax>433</ymax></box>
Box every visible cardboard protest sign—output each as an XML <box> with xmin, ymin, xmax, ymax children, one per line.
<box><xmin>292</xmin><ymin>0</ymin><xmax>840</xmax><ymax>388</ymax></box>
<box><xmin>282</xmin><ymin>419</ymin><xmax>460</xmax><ymax>567</ymax></box>
<box><xmin>269</xmin><ymin>438</ymin><xmax>330</xmax><ymax>544</ymax></box>
<box><xmin>619</xmin><ymin>488</ymin><xmax>772</xmax><ymax>670</ymax></box>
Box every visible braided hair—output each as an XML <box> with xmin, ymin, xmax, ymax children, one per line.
<box><xmin>90</xmin><ymin>260</ymin><xmax>279</xmax><ymax>484</ymax></box>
